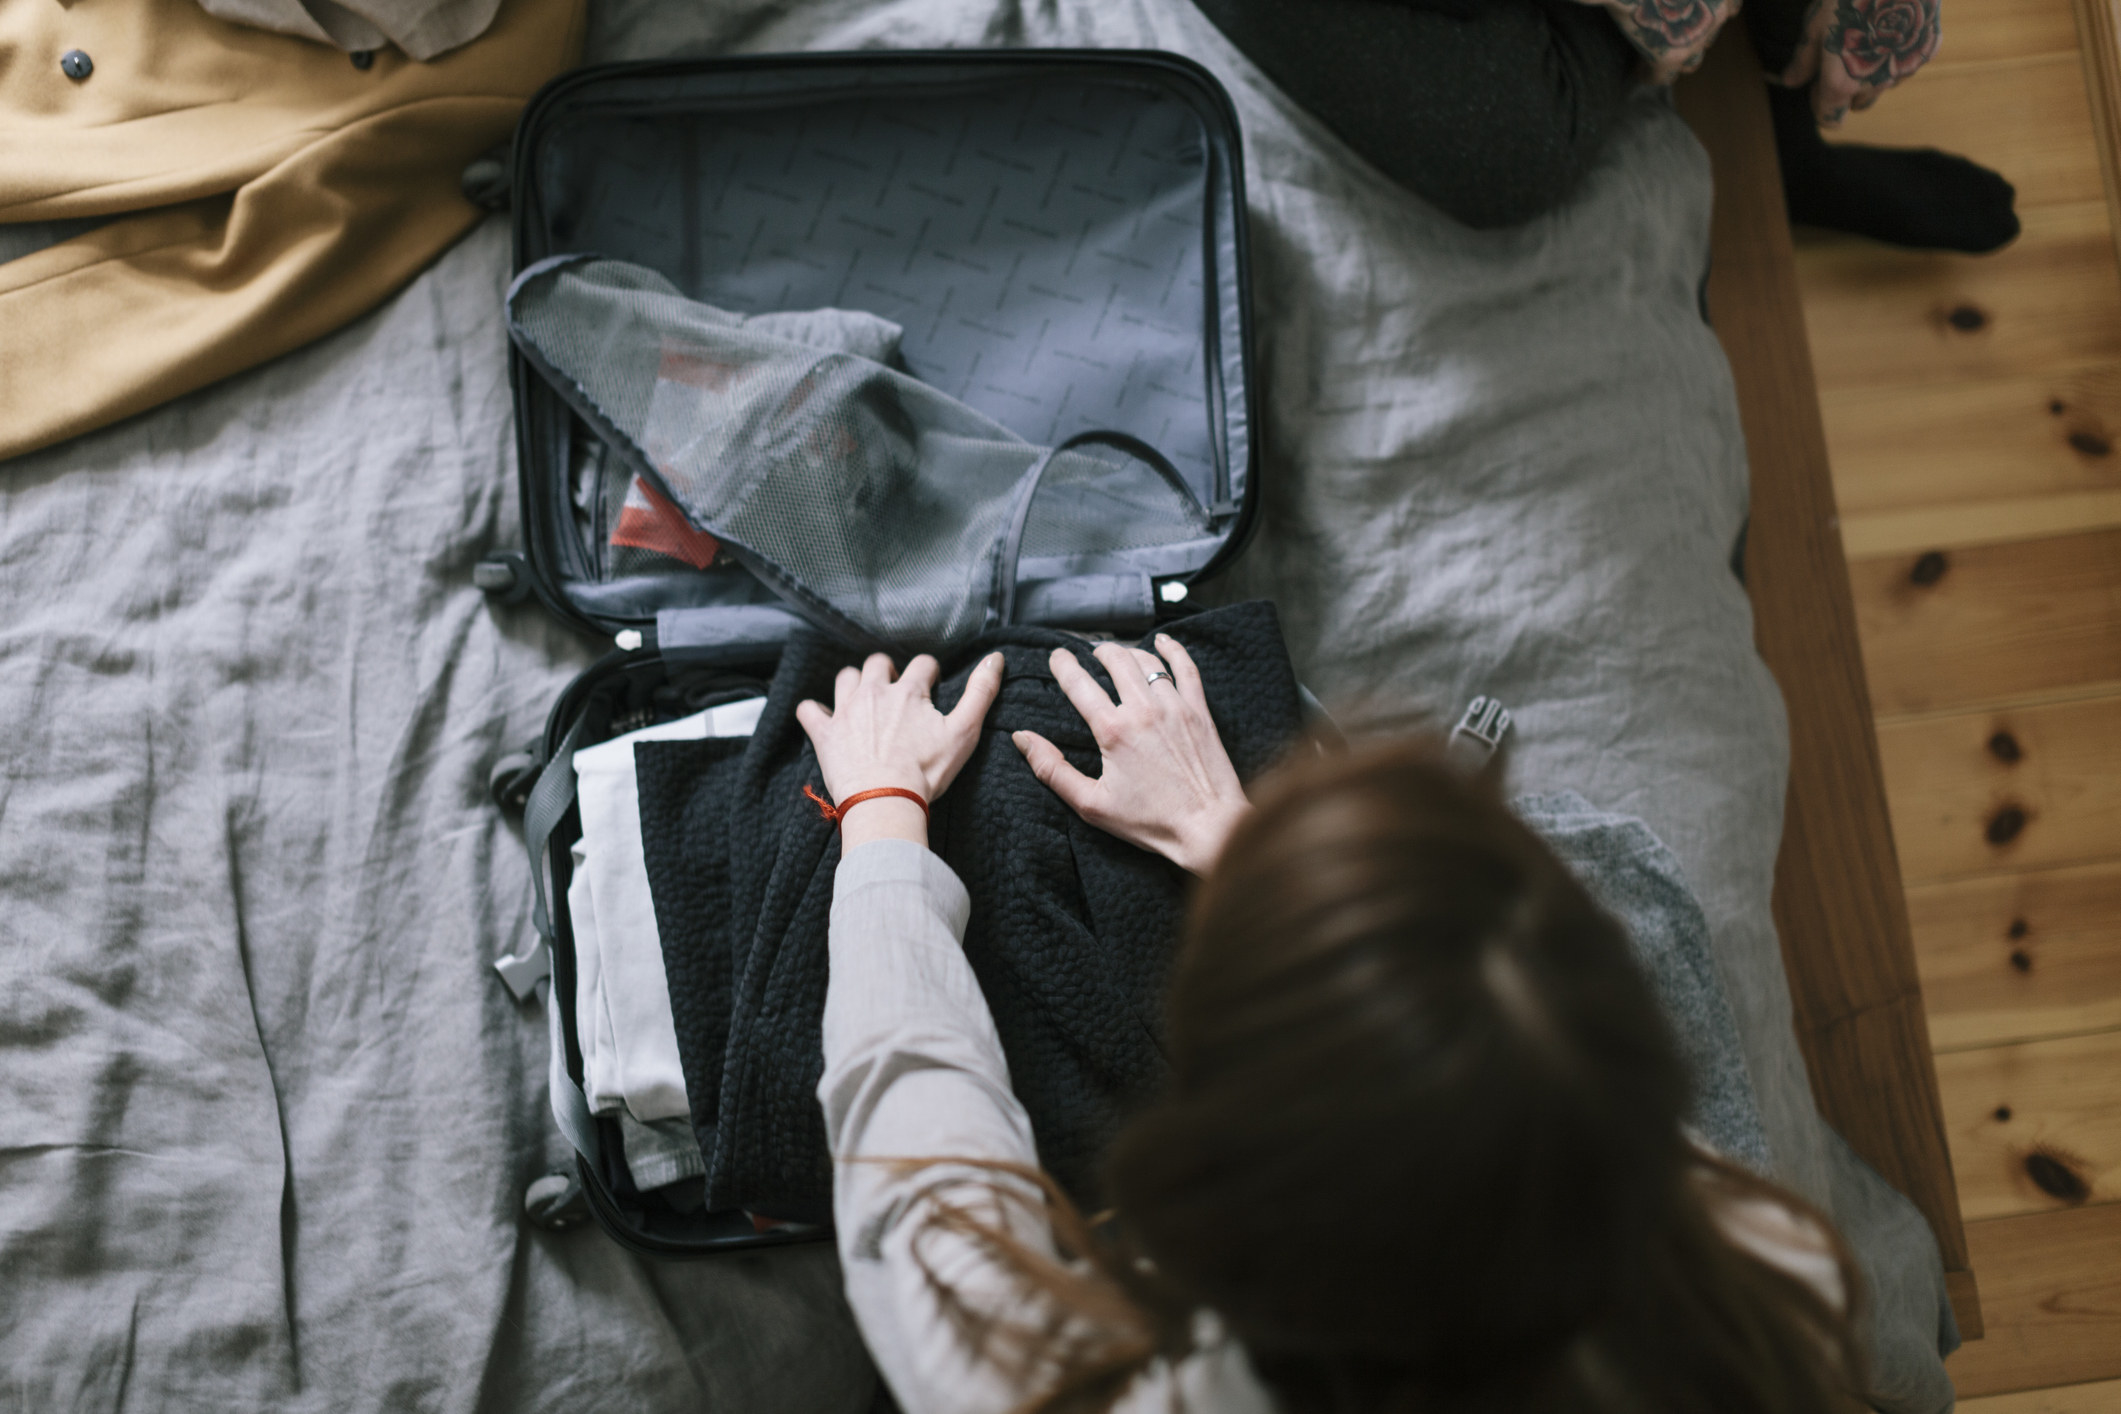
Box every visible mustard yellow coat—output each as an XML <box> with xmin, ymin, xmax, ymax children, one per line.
<box><xmin>0</xmin><ymin>0</ymin><xmax>584</xmax><ymax>461</ymax></box>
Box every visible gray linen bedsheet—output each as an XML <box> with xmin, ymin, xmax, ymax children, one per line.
<box><xmin>0</xmin><ymin>0</ymin><xmax>1953</xmax><ymax>1409</ymax></box>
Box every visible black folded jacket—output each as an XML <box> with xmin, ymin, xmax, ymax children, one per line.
<box><xmin>636</xmin><ymin>600</ymin><xmax>1305</xmax><ymax>1219</ymax></box>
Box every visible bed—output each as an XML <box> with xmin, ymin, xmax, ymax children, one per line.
<box><xmin>0</xmin><ymin>2</ymin><xmax>1963</xmax><ymax>1410</ymax></box>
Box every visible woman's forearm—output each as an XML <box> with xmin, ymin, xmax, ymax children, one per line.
<box><xmin>818</xmin><ymin>840</ymin><xmax>1057</xmax><ymax>1414</ymax></box>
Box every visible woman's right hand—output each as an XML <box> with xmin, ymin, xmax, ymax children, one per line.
<box><xmin>1012</xmin><ymin>635</ymin><xmax>1250</xmax><ymax>877</ymax></box>
<box><xmin>795</xmin><ymin>650</ymin><xmax>1004</xmax><ymax>851</ymax></box>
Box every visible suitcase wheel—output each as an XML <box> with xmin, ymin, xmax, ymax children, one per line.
<box><xmin>524</xmin><ymin>1169</ymin><xmax>589</xmax><ymax>1231</ymax></box>
<box><xmin>461</xmin><ymin>143</ymin><xmax>513</xmax><ymax>212</ymax></box>
<box><xmin>474</xmin><ymin>552</ymin><xmax>525</xmax><ymax>599</ymax></box>
<box><xmin>490</xmin><ymin>750</ymin><xmax>541</xmax><ymax>811</ymax></box>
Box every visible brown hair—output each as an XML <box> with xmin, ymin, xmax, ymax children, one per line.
<box><xmin>919</xmin><ymin>739</ymin><xmax>1862</xmax><ymax>1414</ymax></box>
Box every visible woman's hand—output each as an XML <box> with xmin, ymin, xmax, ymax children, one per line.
<box><xmin>796</xmin><ymin>651</ymin><xmax>1005</xmax><ymax>850</ymax></box>
<box><xmin>1576</xmin><ymin>0</ymin><xmax>1741</xmax><ymax>83</ymax></box>
<box><xmin>1779</xmin><ymin>0</ymin><xmax>1940</xmax><ymax>126</ymax></box>
<box><xmin>1012</xmin><ymin>635</ymin><xmax>1250</xmax><ymax>877</ymax></box>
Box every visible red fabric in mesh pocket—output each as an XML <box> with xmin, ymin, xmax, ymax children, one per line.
<box><xmin>612</xmin><ymin>474</ymin><xmax>719</xmax><ymax>570</ymax></box>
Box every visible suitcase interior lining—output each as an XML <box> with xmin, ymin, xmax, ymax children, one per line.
<box><xmin>516</xmin><ymin>58</ymin><xmax>1252</xmax><ymax>632</ymax></box>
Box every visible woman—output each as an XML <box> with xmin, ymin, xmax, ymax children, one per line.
<box><xmin>798</xmin><ymin>639</ymin><xmax>1859</xmax><ymax>1414</ymax></box>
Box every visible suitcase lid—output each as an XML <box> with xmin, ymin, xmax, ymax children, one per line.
<box><xmin>505</xmin><ymin>50</ymin><xmax>1258</xmax><ymax>658</ymax></box>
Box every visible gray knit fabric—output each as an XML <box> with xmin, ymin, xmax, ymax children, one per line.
<box><xmin>1518</xmin><ymin>793</ymin><xmax>1772</xmax><ymax>1173</ymax></box>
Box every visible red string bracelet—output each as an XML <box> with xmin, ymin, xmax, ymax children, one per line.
<box><xmin>803</xmin><ymin>782</ymin><xmax>929</xmax><ymax>828</ymax></box>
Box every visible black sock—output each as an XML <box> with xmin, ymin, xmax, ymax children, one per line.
<box><xmin>1766</xmin><ymin>83</ymin><xmax>2020</xmax><ymax>253</ymax></box>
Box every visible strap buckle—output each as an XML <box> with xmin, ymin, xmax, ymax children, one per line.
<box><xmin>494</xmin><ymin>938</ymin><xmax>551</xmax><ymax>1001</ymax></box>
<box><xmin>1446</xmin><ymin>695</ymin><xmax>1513</xmax><ymax>773</ymax></box>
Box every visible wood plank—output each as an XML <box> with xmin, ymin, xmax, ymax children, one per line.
<box><xmin>1926</xmin><ymin>0</ymin><xmax>2085</xmax><ymax>68</ymax></box>
<box><xmin>1821</xmin><ymin>367</ymin><xmax>2121</xmax><ymax>519</ymax></box>
<box><xmin>1937</xmin><ymin>1030</ymin><xmax>2121</xmax><ymax>1219</ymax></box>
<box><xmin>1828</xmin><ymin>55</ymin><xmax>2104</xmax><ymax>212</ymax></box>
<box><xmin>1948</xmin><ymin>1204</ymin><xmax>2121</xmax><ymax>1397</ymax></box>
<box><xmin>1850</xmin><ymin>528</ymin><xmax>2121</xmax><ymax>715</ymax></box>
<box><xmin>1843</xmin><ymin>491</ymin><xmax>2121</xmax><ymax>559</ymax></box>
<box><xmin>1878</xmin><ymin>692</ymin><xmax>2121</xmax><ymax>881</ymax></box>
<box><xmin>1964</xmin><ymin>1382</ymin><xmax>2121</xmax><ymax>1414</ymax></box>
<box><xmin>1674</xmin><ymin>32</ymin><xmax>1976</xmax><ymax>1331</ymax></box>
<box><xmin>1795</xmin><ymin>202</ymin><xmax>2121</xmax><ymax>392</ymax></box>
<box><xmin>1959</xmin><ymin>1373</ymin><xmax>2121</xmax><ymax>1407</ymax></box>
<box><xmin>1910</xmin><ymin>861</ymin><xmax>2121</xmax><ymax>1051</ymax></box>
<box><xmin>1962</xmin><ymin>1377</ymin><xmax>2121</xmax><ymax>1412</ymax></box>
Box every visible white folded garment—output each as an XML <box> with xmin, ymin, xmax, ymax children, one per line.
<box><xmin>569</xmin><ymin>696</ymin><xmax>764</xmax><ymax>1123</ymax></box>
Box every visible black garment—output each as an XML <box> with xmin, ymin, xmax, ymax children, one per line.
<box><xmin>1192</xmin><ymin>0</ymin><xmax>2019</xmax><ymax>251</ymax></box>
<box><xmin>1765</xmin><ymin>83</ymin><xmax>2021</xmax><ymax>253</ymax></box>
<box><xmin>635</xmin><ymin>601</ymin><xmax>1305</xmax><ymax>1219</ymax></box>
<box><xmin>1190</xmin><ymin>0</ymin><xmax>1639</xmax><ymax>229</ymax></box>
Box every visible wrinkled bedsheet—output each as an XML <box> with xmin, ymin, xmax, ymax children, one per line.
<box><xmin>0</xmin><ymin>0</ymin><xmax>1951</xmax><ymax>1409</ymax></box>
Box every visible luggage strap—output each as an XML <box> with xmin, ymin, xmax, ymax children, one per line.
<box><xmin>987</xmin><ymin>428</ymin><xmax>1201</xmax><ymax>631</ymax></box>
<box><xmin>493</xmin><ymin>716</ymin><xmax>602</xmax><ymax>1166</ymax></box>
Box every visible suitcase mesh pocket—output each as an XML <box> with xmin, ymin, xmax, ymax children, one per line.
<box><xmin>510</xmin><ymin>257</ymin><xmax>1206</xmax><ymax>646</ymax></box>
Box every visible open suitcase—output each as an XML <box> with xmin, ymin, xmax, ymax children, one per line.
<box><xmin>482</xmin><ymin>49</ymin><xmax>1259</xmax><ymax>1256</ymax></box>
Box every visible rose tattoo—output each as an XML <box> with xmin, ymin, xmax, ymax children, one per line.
<box><xmin>1829</xmin><ymin>0</ymin><xmax>1940</xmax><ymax>85</ymax></box>
<box><xmin>1616</xmin><ymin>0</ymin><xmax>1725</xmax><ymax>53</ymax></box>
<box><xmin>1780</xmin><ymin>0</ymin><xmax>1939</xmax><ymax>123</ymax></box>
<box><xmin>1592</xmin><ymin>0</ymin><xmax>1742</xmax><ymax>81</ymax></box>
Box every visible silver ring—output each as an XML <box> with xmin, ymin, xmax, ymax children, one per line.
<box><xmin>1143</xmin><ymin>669</ymin><xmax>1174</xmax><ymax>687</ymax></box>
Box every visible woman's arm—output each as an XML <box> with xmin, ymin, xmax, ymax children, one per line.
<box><xmin>802</xmin><ymin>651</ymin><xmax>1065</xmax><ymax>1414</ymax></box>
<box><xmin>802</xmin><ymin>640</ymin><xmax>1256</xmax><ymax>1411</ymax></box>
<box><xmin>819</xmin><ymin>838</ymin><xmax>1064</xmax><ymax>1414</ymax></box>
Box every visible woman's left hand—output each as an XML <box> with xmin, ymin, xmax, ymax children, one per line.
<box><xmin>1013</xmin><ymin>635</ymin><xmax>1251</xmax><ymax>877</ymax></box>
<box><xmin>796</xmin><ymin>651</ymin><xmax>1005</xmax><ymax>849</ymax></box>
<box><xmin>1575</xmin><ymin>0</ymin><xmax>1742</xmax><ymax>83</ymax></box>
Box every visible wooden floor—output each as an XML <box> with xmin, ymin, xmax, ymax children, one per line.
<box><xmin>1790</xmin><ymin>0</ymin><xmax>2121</xmax><ymax>1403</ymax></box>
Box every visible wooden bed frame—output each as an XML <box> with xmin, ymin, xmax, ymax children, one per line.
<box><xmin>1673</xmin><ymin>32</ymin><xmax>1983</xmax><ymax>1340</ymax></box>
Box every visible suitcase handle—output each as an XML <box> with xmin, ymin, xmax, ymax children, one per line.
<box><xmin>987</xmin><ymin>428</ymin><xmax>1196</xmax><ymax>631</ymax></box>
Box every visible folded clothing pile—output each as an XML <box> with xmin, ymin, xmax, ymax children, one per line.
<box><xmin>567</xmin><ymin>696</ymin><xmax>765</xmax><ymax>1201</ymax></box>
<box><xmin>634</xmin><ymin>600</ymin><xmax>1309</xmax><ymax>1219</ymax></box>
